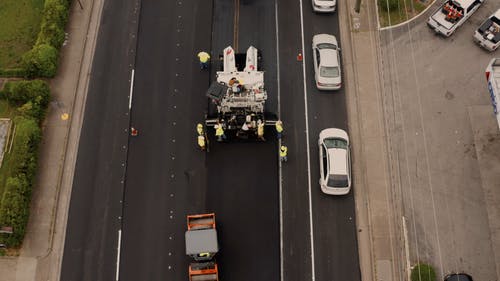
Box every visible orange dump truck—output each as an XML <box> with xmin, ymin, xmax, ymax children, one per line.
<box><xmin>185</xmin><ymin>213</ymin><xmax>219</xmax><ymax>281</ymax></box>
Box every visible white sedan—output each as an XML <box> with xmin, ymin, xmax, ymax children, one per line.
<box><xmin>318</xmin><ymin>128</ymin><xmax>351</xmax><ymax>195</ymax></box>
<box><xmin>312</xmin><ymin>0</ymin><xmax>336</xmax><ymax>12</ymax></box>
<box><xmin>312</xmin><ymin>34</ymin><xmax>342</xmax><ymax>90</ymax></box>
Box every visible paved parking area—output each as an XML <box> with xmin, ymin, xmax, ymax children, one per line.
<box><xmin>378</xmin><ymin>1</ymin><xmax>500</xmax><ymax>279</ymax></box>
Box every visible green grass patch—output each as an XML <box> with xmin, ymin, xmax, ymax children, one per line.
<box><xmin>378</xmin><ymin>0</ymin><xmax>428</xmax><ymax>27</ymax></box>
<box><xmin>0</xmin><ymin>0</ymin><xmax>45</xmax><ymax>69</ymax></box>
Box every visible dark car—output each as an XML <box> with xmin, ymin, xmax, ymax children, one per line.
<box><xmin>444</xmin><ymin>273</ymin><xmax>473</xmax><ymax>281</ymax></box>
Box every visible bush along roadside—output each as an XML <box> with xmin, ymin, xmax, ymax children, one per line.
<box><xmin>21</xmin><ymin>0</ymin><xmax>72</xmax><ymax>78</ymax></box>
<box><xmin>411</xmin><ymin>263</ymin><xmax>437</xmax><ymax>281</ymax></box>
<box><xmin>0</xmin><ymin>80</ymin><xmax>50</xmax><ymax>247</ymax></box>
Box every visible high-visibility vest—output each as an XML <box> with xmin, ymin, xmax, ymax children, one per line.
<box><xmin>257</xmin><ymin>124</ymin><xmax>264</xmax><ymax>136</ymax></box>
<box><xmin>280</xmin><ymin>146</ymin><xmax>288</xmax><ymax>157</ymax></box>
<box><xmin>197</xmin><ymin>52</ymin><xmax>210</xmax><ymax>63</ymax></box>
<box><xmin>275</xmin><ymin>122</ymin><xmax>283</xmax><ymax>133</ymax></box>
<box><xmin>198</xmin><ymin>135</ymin><xmax>205</xmax><ymax>148</ymax></box>
<box><xmin>197</xmin><ymin>123</ymin><xmax>204</xmax><ymax>135</ymax></box>
<box><xmin>215</xmin><ymin>126</ymin><xmax>224</xmax><ymax>136</ymax></box>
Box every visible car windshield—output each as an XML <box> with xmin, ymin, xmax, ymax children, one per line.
<box><xmin>317</xmin><ymin>43</ymin><xmax>337</xmax><ymax>50</ymax></box>
<box><xmin>324</xmin><ymin>138</ymin><xmax>347</xmax><ymax>149</ymax></box>
<box><xmin>327</xmin><ymin>174</ymin><xmax>348</xmax><ymax>187</ymax></box>
<box><xmin>320</xmin><ymin>66</ymin><xmax>339</xmax><ymax>78</ymax></box>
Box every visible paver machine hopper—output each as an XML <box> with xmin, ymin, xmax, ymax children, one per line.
<box><xmin>205</xmin><ymin>46</ymin><xmax>277</xmax><ymax>140</ymax></box>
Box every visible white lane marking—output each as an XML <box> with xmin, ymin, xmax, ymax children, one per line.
<box><xmin>274</xmin><ymin>1</ymin><xmax>284</xmax><ymax>281</ymax></box>
<box><xmin>116</xmin><ymin>229</ymin><xmax>122</xmax><ymax>281</ymax></box>
<box><xmin>298</xmin><ymin>0</ymin><xmax>316</xmax><ymax>280</ymax></box>
<box><xmin>129</xmin><ymin>69</ymin><xmax>135</xmax><ymax>110</ymax></box>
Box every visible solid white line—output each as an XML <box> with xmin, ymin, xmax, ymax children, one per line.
<box><xmin>298</xmin><ymin>0</ymin><xmax>316</xmax><ymax>280</ymax></box>
<box><xmin>129</xmin><ymin>69</ymin><xmax>135</xmax><ymax>110</ymax></box>
<box><xmin>274</xmin><ymin>1</ymin><xmax>284</xmax><ymax>281</ymax></box>
<box><xmin>116</xmin><ymin>229</ymin><xmax>122</xmax><ymax>281</ymax></box>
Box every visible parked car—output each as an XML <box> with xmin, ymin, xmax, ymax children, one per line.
<box><xmin>312</xmin><ymin>34</ymin><xmax>342</xmax><ymax>90</ymax></box>
<box><xmin>444</xmin><ymin>273</ymin><xmax>473</xmax><ymax>281</ymax></box>
<box><xmin>312</xmin><ymin>0</ymin><xmax>336</xmax><ymax>12</ymax></box>
<box><xmin>318</xmin><ymin>128</ymin><xmax>351</xmax><ymax>195</ymax></box>
<box><xmin>473</xmin><ymin>9</ymin><xmax>500</xmax><ymax>51</ymax></box>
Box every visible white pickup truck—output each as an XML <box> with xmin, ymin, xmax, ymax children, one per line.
<box><xmin>485</xmin><ymin>58</ymin><xmax>500</xmax><ymax>131</ymax></box>
<box><xmin>427</xmin><ymin>0</ymin><xmax>484</xmax><ymax>37</ymax></box>
<box><xmin>474</xmin><ymin>9</ymin><xmax>500</xmax><ymax>51</ymax></box>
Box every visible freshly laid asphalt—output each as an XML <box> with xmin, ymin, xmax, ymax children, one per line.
<box><xmin>60</xmin><ymin>0</ymin><xmax>361</xmax><ymax>280</ymax></box>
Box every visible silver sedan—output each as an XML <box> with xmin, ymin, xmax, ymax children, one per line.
<box><xmin>312</xmin><ymin>34</ymin><xmax>342</xmax><ymax>90</ymax></box>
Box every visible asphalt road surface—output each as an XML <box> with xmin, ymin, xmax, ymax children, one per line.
<box><xmin>60</xmin><ymin>0</ymin><xmax>361</xmax><ymax>280</ymax></box>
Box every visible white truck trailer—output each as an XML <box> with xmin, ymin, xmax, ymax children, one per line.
<box><xmin>485</xmin><ymin>58</ymin><xmax>500</xmax><ymax>131</ymax></box>
<box><xmin>474</xmin><ymin>9</ymin><xmax>500</xmax><ymax>51</ymax></box>
<box><xmin>427</xmin><ymin>0</ymin><xmax>484</xmax><ymax>37</ymax></box>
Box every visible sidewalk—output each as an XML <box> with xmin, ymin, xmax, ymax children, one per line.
<box><xmin>0</xmin><ymin>0</ymin><xmax>103</xmax><ymax>280</ymax></box>
<box><xmin>339</xmin><ymin>0</ymin><xmax>405</xmax><ymax>280</ymax></box>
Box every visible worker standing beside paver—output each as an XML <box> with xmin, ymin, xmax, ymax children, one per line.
<box><xmin>275</xmin><ymin>120</ymin><xmax>283</xmax><ymax>140</ymax></box>
<box><xmin>198</xmin><ymin>135</ymin><xmax>206</xmax><ymax>151</ymax></box>
<box><xmin>197</xmin><ymin>51</ymin><xmax>211</xmax><ymax>70</ymax></box>
<box><xmin>279</xmin><ymin>145</ymin><xmax>288</xmax><ymax>162</ymax></box>
<box><xmin>215</xmin><ymin>123</ymin><xmax>226</xmax><ymax>142</ymax></box>
<box><xmin>257</xmin><ymin>120</ymin><xmax>265</xmax><ymax>141</ymax></box>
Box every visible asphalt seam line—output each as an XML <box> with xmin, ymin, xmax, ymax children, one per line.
<box><xmin>298</xmin><ymin>0</ymin><xmax>316</xmax><ymax>280</ymax></box>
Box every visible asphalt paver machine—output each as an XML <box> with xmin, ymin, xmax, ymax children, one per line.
<box><xmin>205</xmin><ymin>46</ymin><xmax>276</xmax><ymax>140</ymax></box>
<box><xmin>185</xmin><ymin>213</ymin><xmax>219</xmax><ymax>281</ymax></box>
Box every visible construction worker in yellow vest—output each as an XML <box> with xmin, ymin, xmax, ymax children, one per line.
<box><xmin>197</xmin><ymin>51</ymin><xmax>210</xmax><ymax>70</ymax></box>
<box><xmin>275</xmin><ymin>120</ymin><xmax>283</xmax><ymax>139</ymax></box>
<box><xmin>196</xmin><ymin>123</ymin><xmax>204</xmax><ymax>136</ymax></box>
<box><xmin>257</xmin><ymin>120</ymin><xmax>265</xmax><ymax>141</ymax></box>
<box><xmin>215</xmin><ymin>124</ymin><xmax>226</xmax><ymax>142</ymax></box>
<box><xmin>198</xmin><ymin>135</ymin><xmax>206</xmax><ymax>151</ymax></box>
<box><xmin>279</xmin><ymin>145</ymin><xmax>288</xmax><ymax>162</ymax></box>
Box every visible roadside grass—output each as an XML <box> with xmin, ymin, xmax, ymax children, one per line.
<box><xmin>0</xmin><ymin>100</ymin><xmax>20</xmax><ymax>200</ymax></box>
<box><xmin>0</xmin><ymin>0</ymin><xmax>45</xmax><ymax>69</ymax></box>
<box><xmin>379</xmin><ymin>0</ymin><xmax>429</xmax><ymax>27</ymax></box>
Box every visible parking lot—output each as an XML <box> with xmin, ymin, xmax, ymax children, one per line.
<box><xmin>379</xmin><ymin>1</ymin><xmax>500</xmax><ymax>279</ymax></box>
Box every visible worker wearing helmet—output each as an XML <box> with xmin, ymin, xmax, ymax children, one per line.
<box><xmin>198</xmin><ymin>135</ymin><xmax>206</xmax><ymax>151</ymax></box>
<box><xmin>279</xmin><ymin>145</ymin><xmax>288</xmax><ymax>162</ymax></box>
<box><xmin>275</xmin><ymin>120</ymin><xmax>283</xmax><ymax>140</ymax></box>
<box><xmin>197</xmin><ymin>51</ymin><xmax>211</xmax><ymax>70</ymax></box>
<box><xmin>215</xmin><ymin>124</ymin><xmax>226</xmax><ymax>142</ymax></box>
<box><xmin>196</xmin><ymin>123</ymin><xmax>204</xmax><ymax>136</ymax></box>
<box><xmin>257</xmin><ymin>120</ymin><xmax>265</xmax><ymax>141</ymax></box>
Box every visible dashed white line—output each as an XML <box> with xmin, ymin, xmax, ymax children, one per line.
<box><xmin>298</xmin><ymin>0</ymin><xmax>316</xmax><ymax>280</ymax></box>
<box><xmin>128</xmin><ymin>69</ymin><xmax>135</xmax><ymax>110</ymax></box>
<box><xmin>115</xmin><ymin>229</ymin><xmax>122</xmax><ymax>281</ymax></box>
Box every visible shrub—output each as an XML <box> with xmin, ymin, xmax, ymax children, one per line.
<box><xmin>0</xmin><ymin>117</ymin><xmax>41</xmax><ymax>247</ymax></box>
<box><xmin>411</xmin><ymin>263</ymin><xmax>437</xmax><ymax>281</ymax></box>
<box><xmin>21</xmin><ymin>44</ymin><xmax>58</xmax><ymax>78</ymax></box>
<box><xmin>2</xmin><ymin>80</ymin><xmax>51</xmax><ymax>122</ymax></box>
<box><xmin>36</xmin><ymin>0</ymin><xmax>69</xmax><ymax>49</ymax></box>
<box><xmin>0</xmin><ymin>69</ymin><xmax>28</xmax><ymax>78</ymax></box>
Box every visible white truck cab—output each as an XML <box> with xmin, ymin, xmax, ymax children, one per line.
<box><xmin>427</xmin><ymin>0</ymin><xmax>484</xmax><ymax>37</ymax></box>
<box><xmin>474</xmin><ymin>9</ymin><xmax>500</xmax><ymax>51</ymax></box>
